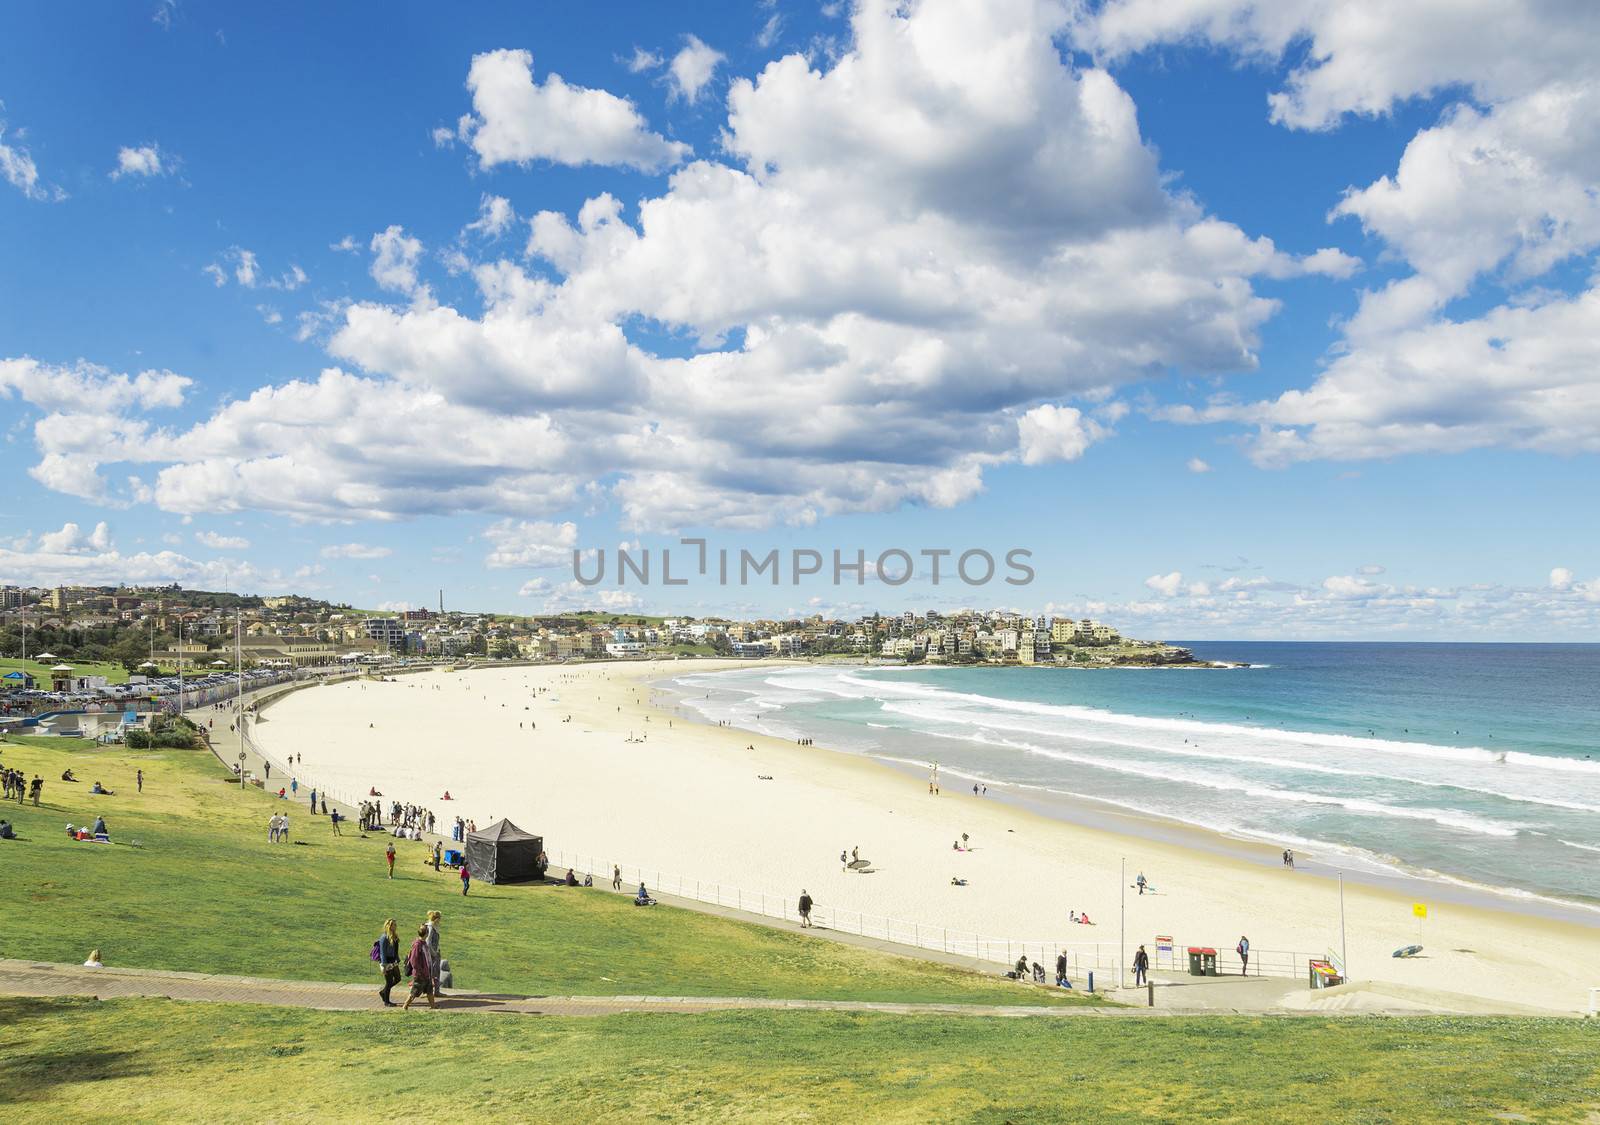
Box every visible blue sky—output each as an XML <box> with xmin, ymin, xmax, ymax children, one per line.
<box><xmin>2</xmin><ymin>0</ymin><xmax>1597</xmax><ymax>638</ymax></box>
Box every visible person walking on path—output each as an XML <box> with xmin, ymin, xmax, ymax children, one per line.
<box><xmin>377</xmin><ymin>918</ymin><xmax>401</xmax><ymax>1006</ymax></box>
<box><xmin>308</xmin><ymin>787</ymin><xmax>317</xmax><ymax>814</ymax></box>
<box><xmin>1133</xmin><ymin>944</ymin><xmax>1150</xmax><ymax>986</ymax></box>
<box><xmin>459</xmin><ymin>862</ymin><xmax>471</xmax><ymax>896</ymax></box>
<box><xmin>291</xmin><ymin>778</ymin><xmax>297</xmax><ymax>797</ymax></box>
<box><xmin>386</xmin><ymin>841</ymin><xmax>396</xmax><ymax>879</ymax></box>
<box><xmin>1055</xmin><ymin>951</ymin><xmax>1068</xmax><ymax>987</ymax></box>
<box><xmin>799</xmin><ymin>890</ymin><xmax>814</xmax><ymax>927</ymax></box>
<box><xmin>612</xmin><ymin>864</ymin><xmax>622</xmax><ymax>891</ymax></box>
<box><xmin>136</xmin><ymin>769</ymin><xmax>143</xmax><ymax>794</ymax></box>
<box><xmin>424</xmin><ymin>911</ymin><xmax>443</xmax><ymax>998</ymax></box>
<box><xmin>1237</xmin><ymin>935</ymin><xmax>1250</xmax><ymax>975</ymax></box>
<box><xmin>402</xmin><ymin>926</ymin><xmax>436</xmax><ymax>1010</ymax></box>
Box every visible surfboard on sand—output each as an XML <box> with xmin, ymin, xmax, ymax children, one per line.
<box><xmin>1392</xmin><ymin>944</ymin><xmax>1423</xmax><ymax>958</ymax></box>
<box><xmin>848</xmin><ymin>858</ymin><xmax>872</xmax><ymax>870</ymax></box>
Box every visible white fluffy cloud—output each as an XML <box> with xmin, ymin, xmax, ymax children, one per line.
<box><xmin>1078</xmin><ymin>0</ymin><xmax>1600</xmax><ymax>131</ymax></box>
<box><xmin>1095</xmin><ymin>0</ymin><xmax>1600</xmax><ymax>466</ymax></box>
<box><xmin>195</xmin><ymin>530</ymin><xmax>250</xmax><ymax>550</ymax></box>
<box><xmin>483</xmin><ymin>519</ymin><xmax>579</xmax><ymax>568</ymax></box>
<box><xmin>369</xmin><ymin>226</ymin><xmax>426</xmax><ymax>297</ymax></box>
<box><xmin>667</xmin><ymin>35</ymin><xmax>724</xmax><ymax>104</ymax></box>
<box><xmin>1017</xmin><ymin>405</ymin><xmax>1106</xmax><ymax>465</ymax></box>
<box><xmin>458</xmin><ymin>48</ymin><xmax>690</xmax><ymax>172</ymax></box>
<box><xmin>0</xmin><ymin>522</ymin><xmax>285</xmax><ymax>591</ymax></box>
<box><xmin>8</xmin><ymin>1</ymin><xmax>1346</xmax><ymax>529</ymax></box>
<box><xmin>111</xmin><ymin>143</ymin><xmax>169</xmax><ymax>179</ymax></box>
<box><xmin>1145</xmin><ymin>570</ymin><xmax>1185</xmax><ymax>597</ymax></box>
<box><xmin>1185</xmin><ymin>457</ymin><xmax>1211</xmax><ymax>473</ymax></box>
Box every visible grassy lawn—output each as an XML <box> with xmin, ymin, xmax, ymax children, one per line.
<box><xmin>0</xmin><ymin>656</ymin><xmax>130</xmax><ymax>685</ymax></box>
<box><xmin>2</xmin><ymin>996</ymin><xmax>1597</xmax><ymax>1123</ymax></box>
<box><xmin>0</xmin><ymin>736</ymin><xmax>1082</xmax><ymax>1007</ymax></box>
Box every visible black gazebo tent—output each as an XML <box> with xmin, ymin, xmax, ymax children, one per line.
<box><xmin>463</xmin><ymin>819</ymin><xmax>545</xmax><ymax>884</ymax></box>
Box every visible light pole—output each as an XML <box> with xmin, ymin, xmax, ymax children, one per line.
<box><xmin>1339</xmin><ymin>871</ymin><xmax>1349</xmax><ymax>981</ymax></box>
<box><xmin>1120</xmin><ymin>856</ymin><xmax>1127</xmax><ymax>990</ymax></box>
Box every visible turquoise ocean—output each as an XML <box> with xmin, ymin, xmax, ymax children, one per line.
<box><xmin>668</xmin><ymin>644</ymin><xmax>1600</xmax><ymax>914</ymax></box>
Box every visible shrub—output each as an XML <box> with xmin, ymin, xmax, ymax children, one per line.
<box><xmin>125</xmin><ymin>729</ymin><xmax>151</xmax><ymax>750</ymax></box>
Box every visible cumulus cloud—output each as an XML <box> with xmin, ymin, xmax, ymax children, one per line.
<box><xmin>1092</xmin><ymin>0</ymin><xmax>1600</xmax><ymax>466</ymax></box>
<box><xmin>8</xmin><ymin>1</ymin><xmax>1345</xmax><ymax>529</ymax></box>
<box><xmin>1550</xmin><ymin>566</ymin><xmax>1574</xmax><ymax>589</ymax></box>
<box><xmin>1145</xmin><ymin>570</ymin><xmax>1185</xmax><ymax>597</ymax></box>
<box><xmin>623</xmin><ymin>47</ymin><xmax>663</xmax><ymax>73</ymax></box>
<box><xmin>195</xmin><ymin>530</ymin><xmax>250</xmax><ymax>550</ymax></box>
<box><xmin>1077</xmin><ymin>0</ymin><xmax>1600</xmax><ymax>131</ymax></box>
<box><xmin>321</xmin><ymin>542</ymin><xmax>393</xmax><ymax>560</ymax></box>
<box><xmin>111</xmin><ymin>143</ymin><xmax>170</xmax><ymax>179</ymax></box>
<box><xmin>483</xmin><ymin>519</ymin><xmax>579</xmax><ymax>568</ymax></box>
<box><xmin>369</xmin><ymin>226</ymin><xmax>426</xmax><ymax>298</ymax></box>
<box><xmin>1185</xmin><ymin>457</ymin><xmax>1211</xmax><ymax>473</ymax></box>
<box><xmin>667</xmin><ymin>35</ymin><xmax>725</xmax><ymax>104</ymax></box>
<box><xmin>463</xmin><ymin>194</ymin><xmax>516</xmax><ymax>239</ymax></box>
<box><xmin>0</xmin><ymin>520</ymin><xmax>286</xmax><ymax>591</ymax></box>
<box><xmin>458</xmin><ymin>48</ymin><xmax>690</xmax><ymax>172</ymax></box>
<box><xmin>1017</xmin><ymin>405</ymin><xmax>1106</xmax><ymax>465</ymax></box>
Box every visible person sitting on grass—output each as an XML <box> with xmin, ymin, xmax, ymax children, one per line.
<box><xmin>565</xmin><ymin>868</ymin><xmax>578</xmax><ymax>887</ymax></box>
<box><xmin>635</xmin><ymin>882</ymin><xmax>655</xmax><ymax>906</ymax></box>
<box><xmin>0</xmin><ymin>819</ymin><xmax>14</xmax><ymax>839</ymax></box>
<box><xmin>91</xmin><ymin>781</ymin><xmax>114</xmax><ymax>795</ymax></box>
<box><xmin>61</xmin><ymin>769</ymin><xmax>77</xmax><ymax>782</ymax></box>
<box><xmin>92</xmin><ymin>815</ymin><xmax>107</xmax><ymax>837</ymax></box>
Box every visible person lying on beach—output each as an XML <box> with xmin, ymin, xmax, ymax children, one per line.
<box><xmin>950</xmin><ymin>876</ymin><xmax>967</xmax><ymax>886</ymax></box>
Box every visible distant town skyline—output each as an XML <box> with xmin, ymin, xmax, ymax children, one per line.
<box><xmin>2</xmin><ymin>1</ymin><xmax>1597</xmax><ymax>639</ymax></box>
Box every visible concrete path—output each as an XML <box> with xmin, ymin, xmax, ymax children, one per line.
<box><xmin>0</xmin><ymin>958</ymin><xmax>1140</xmax><ymax>1019</ymax></box>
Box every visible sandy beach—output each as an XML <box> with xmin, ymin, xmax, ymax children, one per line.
<box><xmin>254</xmin><ymin>659</ymin><xmax>1600</xmax><ymax>1014</ymax></box>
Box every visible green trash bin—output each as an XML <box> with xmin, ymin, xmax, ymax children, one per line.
<box><xmin>1203</xmin><ymin>949</ymin><xmax>1219</xmax><ymax>976</ymax></box>
<box><xmin>1187</xmin><ymin>947</ymin><xmax>1205</xmax><ymax>976</ymax></box>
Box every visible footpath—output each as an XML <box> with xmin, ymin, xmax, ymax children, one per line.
<box><xmin>2</xmin><ymin>958</ymin><xmax>1142</xmax><ymax>1019</ymax></box>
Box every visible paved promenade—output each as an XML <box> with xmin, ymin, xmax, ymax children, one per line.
<box><xmin>1</xmin><ymin>958</ymin><xmax>1142</xmax><ymax>1019</ymax></box>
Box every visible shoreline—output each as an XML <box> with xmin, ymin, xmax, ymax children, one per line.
<box><xmin>255</xmin><ymin>658</ymin><xmax>1600</xmax><ymax>1014</ymax></box>
<box><xmin>661</xmin><ymin>658</ymin><xmax>1600</xmax><ymax>927</ymax></box>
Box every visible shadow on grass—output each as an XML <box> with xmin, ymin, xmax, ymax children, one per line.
<box><xmin>0</xmin><ymin>999</ymin><xmax>150</xmax><ymax>1102</ymax></box>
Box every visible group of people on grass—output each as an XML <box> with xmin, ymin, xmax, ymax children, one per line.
<box><xmin>3</xmin><ymin>767</ymin><xmax>42</xmax><ymax>805</ymax></box>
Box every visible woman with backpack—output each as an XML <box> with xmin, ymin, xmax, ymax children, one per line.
<box><xmin>402</xmin><ymin>925</ymin><xmax>437</xmax><ymax>1010</ymax></box>
<box><xmin>376</xmin><ymin>918</ymin><xmax>401</xmax><ymax>1006</ymax></box>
